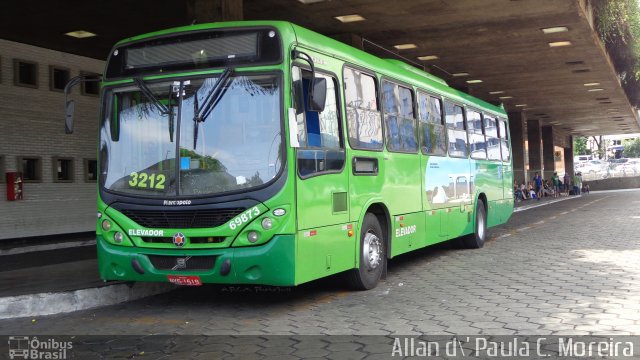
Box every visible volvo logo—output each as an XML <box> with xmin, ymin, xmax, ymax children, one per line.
<box><xmin>172</xmin><ymin>232</ymin><xmax>185</xmax><ymax>247</ymax></box>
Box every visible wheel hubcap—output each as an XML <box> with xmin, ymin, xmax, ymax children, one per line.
<box><xmin>362</xmin><ymin>232</ymin><xmax>382</xmax><ymax>271</ymax></box>
<box><xmin>477</xmin><ymin>211</ymin><xmax>486</xmax><ymax>240</ymax></box>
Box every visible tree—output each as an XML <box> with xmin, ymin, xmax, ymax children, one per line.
<box><xmin>179</xmin><ymin>148</ymin><xmax>226</xmax><ymax>171</ymax></box>
<box><xmin>623</xmin><ymin>138</ymin><xmax>640</xmax><ymax>157</ymax></box>
<box><xmin>591</xmin><ymin>135</ymin><xmax>605</xmax><ymax>159</ymax></box>
<box><xmin>593</xmin><ymin>0</ymin><xmax>640</xmax><ymax>107</ymax></box>
<box><xmin>246</xmin><ymin>171</ymin><xmax>264</xmax><ymax>187</ymax></box>
<box><xmin>573</xmin><ymin>136</ymin><xmax>591</xmax><ymax>155</ymax></box>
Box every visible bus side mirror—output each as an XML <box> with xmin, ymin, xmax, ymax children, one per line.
<box><xmin>292</xmin><ymin>79</ymin><xmax>304</xmax><ymax>115</ymax></box>
<box><xmin>63</xmin><ymin>74</ymin><xmax>101</xmax><ymax>135</ymax></box>
<box><xmin>308</xmin><ymin>77</ymin><xmax>327</xmax><ymax>112</ymax></box>
<box><xmin>65</xmin><ymin>100</ymin><xmax>75</xmax><ymax>134</ymax></box>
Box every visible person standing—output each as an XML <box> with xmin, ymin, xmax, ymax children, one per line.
<box><xmin>551</xmin><ymin>172</ymin><xmax>560</xmax><ymax>198</ymax></box>
<box><xmin>578</xmin><ymin>172</ymin><xmax>584</xmax><ymax>194</ymax></box>
<box><xmin>563</xmin><ymin>173</ymin><xmax>571</xmax><ymax>196</ymax></box>
<box><xmin>533</xmin><ymin>172</ymin><xmax>543</xmax><ymax>200</ymax></box>
<box><xmin>573</xmin><ymin>172</ymin><xmax>582</xmax><ymax>195</ymax></box>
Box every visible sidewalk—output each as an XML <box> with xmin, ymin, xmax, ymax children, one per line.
<box><xmin>0</xmin><ymin>235</ymin><xmax>174</xmax><ymax>319</ymax></box>
<box><xmin>513</xmin><ymin>192</ymin><xmax>582</xmax><ymax>212</ymax></box>
<box><xmin>0</xmin><ymin>195</ymin><xmax>583</xmax><ymax>320</ymax></box>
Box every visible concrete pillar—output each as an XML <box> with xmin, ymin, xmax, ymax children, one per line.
<box><xmin>564</xmin><ymin>136</ymin><xmax>574</xmax><ymax>177</ymax></box>
<box><xmin>187</xmin><ymin>0</ymin><xmax>243</xmax><ymax>23</ymax></box>
<box><xmin>527</xmin><ymin>119</ymin><xmax>542</xmax><ymax>182</ymax></box>
<box><xmin>508</xmin><ymin>111</ymin><xmax>527</xmax><ymax>185</ymax></box>
<box><xmin>542</xmin><ymin>126</ymin><xmax>555</xmax><ymax>180</ymax></box>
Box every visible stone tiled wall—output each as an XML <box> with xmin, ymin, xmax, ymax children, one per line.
<box><xmin>0</xmin><ymin>39</ymin><xmax>104</xmax><ymax>239</ymax></box>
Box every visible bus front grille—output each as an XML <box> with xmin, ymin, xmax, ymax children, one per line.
<box><xmin>140</xmin><ymin>237</ymin><xmax>174</xmax><ymax>244</ymax></box>
<box><xmin>120</xmin><ymin>208</ymin><xmax>245</xmax><ymax>229</ymax></box>
<box><xmin>140</xmin><ymin>236</ymin><xmax>226</xmax><ymax>244</ymax></box>
<box><xmin>147</xmin><ymin>255</ymin><xmax>216</xmax><ymax>271</ymax></box>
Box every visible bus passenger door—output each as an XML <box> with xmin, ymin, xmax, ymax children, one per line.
<box><xmin>292</xmin><ymin>66</ymin><xmax>351</xmax><ymax>282</ymax></box>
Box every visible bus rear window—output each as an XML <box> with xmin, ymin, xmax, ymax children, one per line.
<box><xmin>106</xmin><ymin>28</ymin><xmax>281</xmax><ymax>79</ymax></box>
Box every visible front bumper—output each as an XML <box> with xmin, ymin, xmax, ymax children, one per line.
<box><xmin>97</xmin><ymin>234</ymin><xmax>296</xmax><ymax>286</ymax></box>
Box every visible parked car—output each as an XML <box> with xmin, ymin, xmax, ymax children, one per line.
<box><xmin>608</xmin><ymin>157</ymin><xmax>628</xmax><ymax>164</ymax></box>
<box><xmin>619</xmin><ymin>159</ymin><xmax>640</xmax><ymax>176</ymax></box>
<box><xmin>576</xmin><ymin>160</ymin><xmax>607</xmax><ymax>175</ymax></box>
<box><xmin>574</xmin><ymin>155</ymin><xmax>593</xmax><ymax>163</ymax></box>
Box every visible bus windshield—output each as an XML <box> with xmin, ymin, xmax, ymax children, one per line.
<box><xmin>100</xmin><ymin>73</ymin><xmax>282</xmax><ymax>198</ymax></box>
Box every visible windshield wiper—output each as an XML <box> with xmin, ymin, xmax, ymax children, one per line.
<box><xmin>193</xmin><ymin>67</ymin><xmax>234</xmax><ymax>149</ymax></box>
<box><xmin>133</xmin><ymin>78</ymin><xmax>175</xmax><ymax>141</ymax></box>
<box><xmin>133</xmin><ymin>78</ymin><xmax>170</xmax><ymax>115</ymax></box>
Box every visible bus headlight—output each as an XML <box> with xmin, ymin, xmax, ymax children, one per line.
<box><xmin>101</xmin><ymin>220</ymin><xmax>112</xmax><ymax>231</ymax></box>
<box><xmin>247</xmin><ymin>231</ymin><xmax>259</xmax><ymax>243</ymax></box>
<box><xmin>114</xmin><ymin>232</ymin><xmax>124</xmax><ymax>243</ymax></box>
<box><xmin>261</xmin><ymin>217</ymin><xmax>273</xmax><ymax>230</ymax></box>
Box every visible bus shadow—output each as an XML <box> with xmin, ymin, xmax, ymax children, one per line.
<box><xmin>152</xmin><ymin>238</ymin><xmax>465</xmax><ymax>306</ymax></box>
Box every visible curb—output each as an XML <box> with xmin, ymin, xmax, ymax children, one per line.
<box><xmin>0</xmin><ymin>240</ymin><xmax>96</xmax><ymax>256</ymax></box>
<box><xmin>0</xmin><ymin>282</ymin><xmax>175</xmax><ymax>320</ymax></box>
<box><xmin>514</xmin><ymin>195</ymin><xmax>579</xmax><ymax>212</ymax></box>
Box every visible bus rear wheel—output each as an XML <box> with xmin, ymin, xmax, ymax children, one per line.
<box><xmin>462</xmin><ymin>199</ymin><xmax>487</xmax><ymax>249</ymax></box>
<box><xmin>347</xmin><ymin>213</ymin><xmax>386</xmax><ymax>290</ymax></box>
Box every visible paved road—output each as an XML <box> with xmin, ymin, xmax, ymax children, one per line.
<box><xmin>2</xmin><ymin>190</ymin><xmax>640</xmax><ymax>358</ymax></box>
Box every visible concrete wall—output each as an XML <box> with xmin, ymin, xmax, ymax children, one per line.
<box><xmin>0</xmin><ymin>39</ymin><xmax>103</xmax><ymax>240</ymax></box>
<box><xmin>587</xmin><ymin>176</ymin><xmax>640</xmax><ymax>191</ymax></box>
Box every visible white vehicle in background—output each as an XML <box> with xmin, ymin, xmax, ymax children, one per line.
<box><xmin>576</xmin><ymin>159</ymin><xmax>607</xmax><ymax>175</ymax></box>
<box><xmin>574</xmin><ymin>155</ymin><xmax>593</xmax><ymax>163</ymax></box>
<box><xmin>619</xmin><ymin>159</ymin><xmax>640</xmax><ymax>176</ymax></box>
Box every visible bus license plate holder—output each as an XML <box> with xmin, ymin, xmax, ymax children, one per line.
<box><xmin>167</xmin><ymin>275</ymin><xmax>202</xmax><ymax>286</ymax></box>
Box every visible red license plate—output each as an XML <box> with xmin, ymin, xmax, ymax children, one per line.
<box><xmin>167</xmin><ymin>275</ymin><xmax>202</xmax><ymax>286</ymax></box>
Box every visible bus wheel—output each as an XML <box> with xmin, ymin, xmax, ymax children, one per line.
<box><xmin>463</xmin><ymin>200</ymin><xmax>487</xmax><ymax>249</ymax></box>
<box><xmin>347</xmin><ymin>213</ymin><xmax>386</xmax><ymax>290</ymax></box>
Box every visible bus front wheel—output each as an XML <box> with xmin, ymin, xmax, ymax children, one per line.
<box><xmin>347</xmin><ymin>213</ymin><xmax>386</xmax><ymax>290</ymax></box>
<box><xmin>463</xmin><ymin>200</ymin><xmax>487</xmax><ymax>249</ymax></box>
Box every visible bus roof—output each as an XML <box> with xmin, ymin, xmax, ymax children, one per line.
<box><xmin>289</xmin><ymin>22</ymin><xmax>506</xmax><ymax>117</ymax></box>
<box><xmin>113</xmin><ymin>20</ymin><xmax>506</xmax><ymax>118</ymax></box>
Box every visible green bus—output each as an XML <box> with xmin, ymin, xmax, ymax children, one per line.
<box><xmin>67</xmin><ymin>21</ymin><xmax>513</xmax><ymax>290</ymax></box>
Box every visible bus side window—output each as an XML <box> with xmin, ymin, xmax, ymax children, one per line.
<box><xmin>344</xmin><ymin>67</ymin><xmax>383</xmax><ymax>150</ymax></box>
<box><xmin>484</xmin><ymin>115</ymin><xmax>501</xmax><ymax>161</ymax></box>
<box><xmin>382</xmin><ymin>80</ymin><xmax>417</xmax><ymax>153</ymax></box>
<box><xmin>418</xmin><ymin>92</ymin><xmax>447</xmax><ymax>156</ymax></box>
<box><xmin>444</xmin><ymin>101</ymin><xmax>468</xmax><ymax>158</ymax></box>
<box><xmin>467</xmin><ymin>110</ymin><xmax>486</xmax><ymax>160</ymax></box>
<box><xmin>498</xmin><ymin>118</ymin><xmax>511</xmax><ymax>162</ymax></box>
<box><xmin>293</xmin><ymin>66</ymin><xmax>345</xmax><ymax>177</ymax></box>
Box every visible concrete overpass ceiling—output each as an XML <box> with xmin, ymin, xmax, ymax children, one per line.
<box><xmin>244</xmin><ymin>0</ymin><xmax>640</xmax><ymax>136</ymax></box>
<box><xmin>2</xmin><ymin>0</ymin><xmax>638</xmax><ymax>135</ymax></box>
<box><xmin>0</xmin><ymin>1</ymin><xmax>188</xmax><ymax>59</ymax></box>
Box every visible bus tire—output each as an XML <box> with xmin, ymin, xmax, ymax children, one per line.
<box><xmin>463</xmin><ymin>199</ymin><xmax>487</xmax><ymax>249</ymax></box>
<box><xmin>347</xmin><ymin>213</ymin><xmax>386</xmax><ymax>290</ymax></box>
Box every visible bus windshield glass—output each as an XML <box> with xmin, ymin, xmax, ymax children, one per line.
<box><xmin>100</xmin><ymin>73</ymin><xmax>282</xmax><ymax>198</ymax></box>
